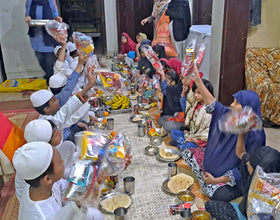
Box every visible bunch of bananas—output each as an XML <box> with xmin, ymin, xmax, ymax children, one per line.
<box><xmin>105</xmin><ymin>95</ymin><xmax>130</xmax><ymax>110</ymax></box>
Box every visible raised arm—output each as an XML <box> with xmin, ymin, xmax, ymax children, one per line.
<box><xmin>236</xmin><ymin>133</ymin><xmax>246</xmax><ymax>159</ymax></box>
<box><xmin>193</xmin><ymin>66</ymin><xmax>215</xmax><ymax>105</ymax></box>
<box><xmin>53</xmin><ymin>33</ymin><xmax>67</xmax><ymax>62</ymax></box>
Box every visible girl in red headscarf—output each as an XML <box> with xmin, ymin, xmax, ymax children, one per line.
<box><xmin>120</xmin><ymin>32</ymin><xmax>137</xmax><ymax>54</ymax></box>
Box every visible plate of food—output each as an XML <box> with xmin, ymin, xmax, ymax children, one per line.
<box><xmin>156</xmin><ymin>148</ymin><xmax>181</xmax><ymax>162</ymax></box>
<box><xmin>161</xmin><ymin>173</ymin><xmax>194</xmax><ymax>195</ymax></box>
<box><xmin>98</xmin><ymin>192</ymin><xmax>133</xmax><ymax>214</ymax></box>
<box><xmin>129</xmin><ymin>114</ymin><xmax>148</xmax><ymax>123</ymax></box>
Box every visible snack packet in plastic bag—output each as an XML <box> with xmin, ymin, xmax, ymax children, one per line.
<box><xmin>73</xmin><ymin>32</ymin><xmax>95</xmax><ymax>55</ymax></box>
<box><xmin>140</xmin><ymin>44</ymin><xmax>163</xmax><ymax>71</ymax></box>
<box><xmin>141</xmin><ymin>75</ymin><xmax>150</xmax><ymax>88</ymax></box>
<box><xmin>79</xmin><ymin>131</ymin><xmax>109</xmax><ymax>163</ymax></box>
<box><xmin>153</xmin><ymin>74</ymin><xmax>161</xmax><ymax>89</ymax></box>
<box><xmin>94</xmin><ymin>69</ymin><xmax>128</xmax><ymax>96</ymax></box>
<box><xmin>247</xmin><ymin>166</ymin><xmax>280</xmax><ymax>219</ymax></box>
<box><xmin>182</xmin><ymin>39</ymin><xmax>196</xmax><ymax>78</ymax></box>
<box><xmin>64</xmin><ymin>160</ymin><xmax>100</xmax><ymax>205</ymax></box>
<box><xmin>84</xmin><ymin>55</ymin><xmax>100</xmax><ymax>76</ymax></box>
<box><xmin>45</xmin><ymin>20</ymin><xmax>68</xmax><ymax>40</ymax></box>
<box><xmin>100</xmin><ymin>133</ymin><xmax>131</xmax><ymax>176</ymax></box>
<box><xmin>218</xmin><ymin>106</ymin><xmax>263</xmax><ymax>134</ymax></box>
<box><xmin>195</xmin><ymin>42</ymin><xmax>206</xmax><ymax>69</ymax></box>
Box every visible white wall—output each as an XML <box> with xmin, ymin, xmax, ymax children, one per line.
<box><xmin>0</xmin><ymin>0</ymin><xmax>43</xmax><ymax>79</ymax></box>
<box><xmin>209</xmin><ymin>0</ymin><xmax>225</xmax><ymax>98</ymax></box>
<box><xmin>104</xmin><ymin>0</ymin><xmax>118</xmax><ymax>55</ymax></box>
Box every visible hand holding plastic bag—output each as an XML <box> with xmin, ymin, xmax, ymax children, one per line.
<box><xmin>218</xmin><ymin>106</ymin><xmax>263</xmax><ymax>134</ymax></box>
<box><xmin>45</xmin><ymin>20</ymin><xmax>68</xmax><ymax>40</ymax></box>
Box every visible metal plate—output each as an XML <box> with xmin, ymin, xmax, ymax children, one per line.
<box><xmin>161</xmin><ymin>178</ymin><xmax>176</xmax><ymax>195</ymax></box>
<box><xmin>129</xmin><ymin>114</ymin><xmax>149</xmax><ymax>123</ymax></box>
<box><xmin>161</xmin><ymin>177</ymin><xmax>193</xmax><ymax>196</ymax></box>
<box><xmin>109</xmin><ymin>101</ymin><xmax>133</xmax><ymax>114</ymax></box>
<box><xmin>144</xmin><ymin>146</ymin><xmax>159</xmax><ymax>156</ymax></box>
<box><xmin>156</xmin><ymin>148</ymin><xmax>181</xmax><ymax>162</ymax></box>
<box><xmin>98</xmin><ymin>192</ymin><xmax>133</xmax><ymax>214</ymax></box>
<box><xmin>29</xmin><ymin>19</ymin><xmax>50</xmax><ymax>26</ymax></box>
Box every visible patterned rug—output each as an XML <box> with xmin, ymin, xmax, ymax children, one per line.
<box><xmin>0</xmin><ymin>109</ymin><xmax>38</xmax><ymax>220</ymax></box>
<box><xmin>1</xmin><ymin>109</ymin><xmax>39</xmax><ymax>130</ymax></box>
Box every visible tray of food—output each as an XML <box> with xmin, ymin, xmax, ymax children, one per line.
<box><xmin>98</xmin><ymin>192</ymin><xmax>133</xmax><ymax>214</ymax></box>
<box><xmin>129</xmin><ymin>114</ymin><xmax>149</xmax><ymax>123</ymax></box>
<box><xmin>156</xmin><ymin>148</ymin><xmax>181</xmax><ymax>162</ymax></box>
<box><xmin>29</xmin><ymin>19</ymin><xmax>50</xmax><ymax>26</ymax></box>
<box><xmin>161</xmin><ymin>173</ymin><xmax>194</xmax><ymax>195</ymax></box>
<box><xmin>103</xmin><ymin>94</ymin><xmax>132</xmax><ymax>114</ymax></box>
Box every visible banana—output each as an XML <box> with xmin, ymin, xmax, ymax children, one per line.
<box><xmin>105</xmin><ymin>100</ymin><xmax>114</xmax><ymax>105</ymax></box>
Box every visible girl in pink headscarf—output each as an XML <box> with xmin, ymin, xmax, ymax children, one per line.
<box><xmin>120</xmin><ymin>32</ymin><xmax>137</xmax><ymax>54</ymax></box>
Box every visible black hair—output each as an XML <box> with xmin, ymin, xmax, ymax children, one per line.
<box><xmin>192</xmin><ymin>79</ymin><xmax>214</xmax><ymax>96</ymax></box>
<box><xmin>25</xmin><ymin>162</ymin><xmax>54</xmax><ymax>188</ymax></box>
<box><xmin>70</xmin><ymin>50</ymin><xmax>77</xmax><ymax>57</ymax></box>
<box><xmin>34</xmin><ymin>101</ymin><xmax>50</xmax><ymax>115</ymax></box>
<box><xmin>47</xmin><ymin>119</ymin><xmax>56</xmax><ymax>131</ymax></box>
<box><xmin>152</xmin><ymin>44</ymin><xmax>166</xmax><ymax>59</ymax></box>
<box><xmin>166</xmin><ymin>70</ymin><xmax>180</xmax><ymax>85</ymax></box>
<box><xmin>50</xmin><ymin>86</ymin><xmax>64</xmax><ymax>95</ymax></box>
<box><xmin>160</xmin><ymin>60</ymin><xmax>168</xmax><ymax>68</ymax></box>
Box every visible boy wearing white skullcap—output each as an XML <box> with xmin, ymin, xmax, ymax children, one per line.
<box><xmin>49</xmin><ymin>73</ymin><xmax>68</xmax><ymax>95</ymax></box>
<box><xmin>16</xmin><ymin>119</ymin><xmax>75</xmax><ymax>199</ymax></box>
<box><xmin>13</xmin><ymin>142</ymin><xmax>103</xmax><ymax>220</ymax></box>
<box><xmin>30</xmin><ymin>62</ymin><xmax>96</xmax><ymax>133</ymax></box>
<box><xmin>53</xmin><ymin>34</ymin><xmax>74</xmax><ymax>78</ymax></box>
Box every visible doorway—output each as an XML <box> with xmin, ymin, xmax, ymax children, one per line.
<box><xmin>59</xmin><ymin>0</ymin><xmax>106</xmax><ymax>54</ymax></box>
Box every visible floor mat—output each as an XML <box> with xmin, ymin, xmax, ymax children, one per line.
<box><xmin>1</xmin><ymin>109</ymin><xmax>38</xmax><ymax>130</ymax></box>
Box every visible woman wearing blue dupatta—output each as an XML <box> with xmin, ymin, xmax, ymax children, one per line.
<box><xmin>182</xmin><ymin>66</ymin><xmax>266</xmax><ymax>202</ymax></box>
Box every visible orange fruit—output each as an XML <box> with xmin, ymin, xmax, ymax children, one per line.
<box><xmin>111</xmin><ymin>131</ymin><xmax>117</xmax><ymax>137</ymax></box>
<box><xmin>103</xmin><ymin>118</ymin><xmax>107</xmax><ymax>124</ymax></box>
<box><xmin>94</xmin><ymin>94</ymin><xmax>99</xmax><ymax>97</ymax></box>
<box><xmin>153</xmin><ymin>102</ymin><xmax>158</xmax><ymax>107</ymax></box>
<box><xmin>148</xmin><ymin>130</ymin><xmax>153</xmax><ymax>136</ymax></box>
<box><xmin>96</xmin><ymin>89</ymin><xmax>101</xmax><ymax>94</ymax></box>
<box><xmin>125</xmin><ymin>82</ymin><xmax>128</xmax><ymax>86</ymax></box>
<box><xmin>103</xmin><ymin>111</ymin><xmax>109</xmax><ymax>117</ymax></box>
<box><xmin>113</xmin><ymin>74</ymin><xmax>120</xmax><ymax>80</ymax></box>
<box><xmin>150</xmin><ymin>128</ymin><xmax>156</xmax><ymax>133</ymax></box>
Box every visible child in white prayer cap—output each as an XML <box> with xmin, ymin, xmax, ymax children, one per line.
<box><xmin>13</xmin><ymin>142</ymin><xmax>103</xmax><ymax>220</ymax></box>
<box><xmin>30</xmin><ymin>63</ymin><xmax>96</xmax><ymax>140</ymax></box>
<box><xmin>53</xmin><ymin>34</ymin><xmax>74</xmax><ymax>77</ymax></box>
